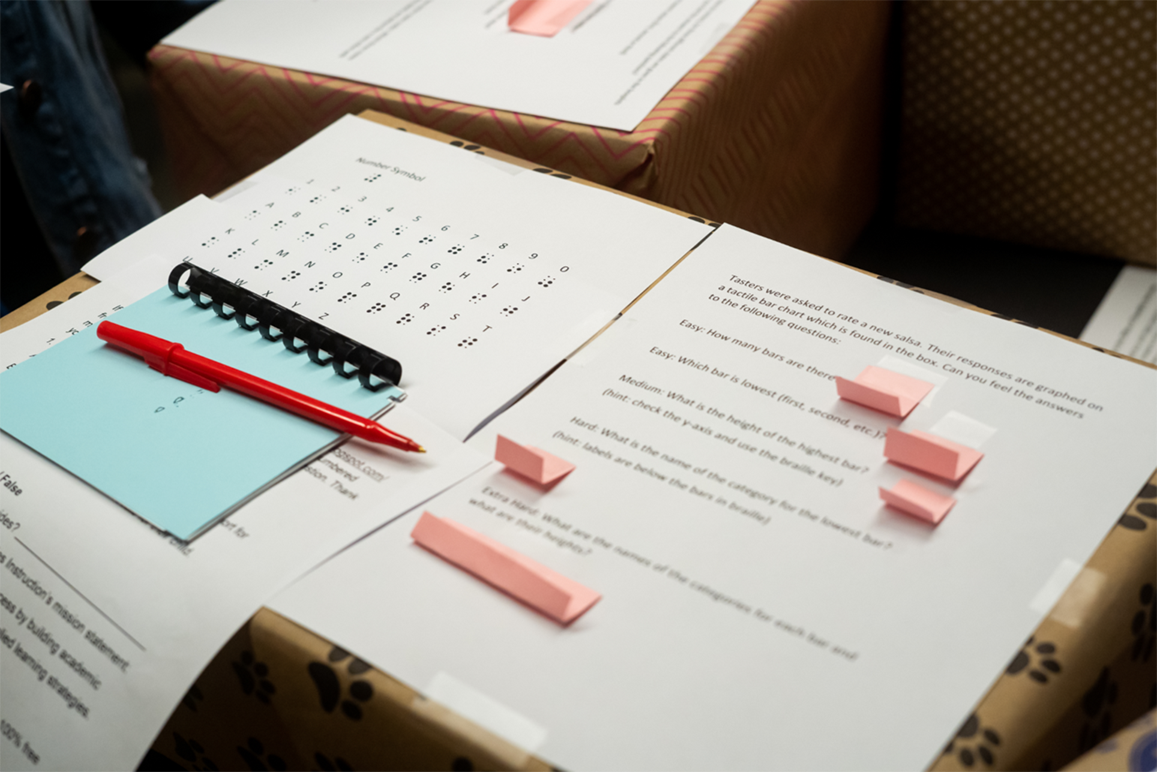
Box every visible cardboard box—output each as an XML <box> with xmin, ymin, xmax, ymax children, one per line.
<box><xmin>147</xmin><ymin>0</ymin><xmax>889</xmax><ymax>259</ymax></box>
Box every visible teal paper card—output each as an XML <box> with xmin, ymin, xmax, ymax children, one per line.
<box><xmin>0</xmin><ymin>287</ymin><xmax>404</xmax><ymax>541</ymax></box>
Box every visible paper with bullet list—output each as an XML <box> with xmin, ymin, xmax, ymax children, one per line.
<box><xmin>271</xmin><ymin>224</ymin><xmax>1157</xmax><ymax>770</ymax></box>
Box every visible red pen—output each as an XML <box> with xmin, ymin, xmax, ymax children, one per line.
<box><xmin>97</xmin><ymin>321</ymin><xmax>425</xmax><ymax>453</ymax></box>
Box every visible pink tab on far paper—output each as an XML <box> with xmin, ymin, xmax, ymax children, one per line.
<box><xmin>411</xmin><ymin>512</ymin><xmax>601</xmax><ymax>625</ymax></box>
<box><xmin>495</xmin><ymin>434</ymin><xmax>575</xmax><ymax>486</ymax></box>
<box><xmin>884</xmin><ymin>427</ymin><xmax>984</xmax><ymax>483</ymax></box>
<box><xmin>508</xmin><ymin>0</ymin><xmax>592</xmax><ymax>36</ymax></box>
<box><xmin>879</xmin><ymin>480</ymin><xmax>956</xmax><ymax>524</ymax></box>
<box><xmin>835</xmin><ymin>366</ymin><xmax>934</xmax><ymax>418</ymax></box>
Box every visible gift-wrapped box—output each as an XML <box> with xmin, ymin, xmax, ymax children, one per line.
<box><xmin>147</xmin><ymin>0</ymin><xmax>889</xmax><ymax>260</ymax></box>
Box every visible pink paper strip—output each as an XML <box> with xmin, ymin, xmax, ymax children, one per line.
<box><xmin>835</xmin><ymin>366</ymin><xmax>934</xmax><ymax>418</ymax></box>
<box><xmin>884</xmin><ymin>428</ymin><xmax>984</xmax><ymax>483</ymax></box>
<box><xmin>411</xmin><ymin>512</ymin><xmax>601</xmax><ymax>624</ymax></box>
<box><xmin>879</xmin><ymin>479</ymin><xmax>956</xmax><ymax>524</ymax></box>
<box><xmin>508</xmin><ymin>0</ymin><xmax>592</xmax><ymax>37</ymax></box>
<box><xmin>495</xmin><ymin>434</ymin><xmax>575</xmax><ymax>486</ymax></box>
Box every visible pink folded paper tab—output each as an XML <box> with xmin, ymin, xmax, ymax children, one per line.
<box><xmin>884</xmin><ymin>427</ymin><xmax>984</xmax><ymax>483</ymax></box>
<box><xmin>411</xmin><ymin>512</ymin><xmax>601</xmax><ymax>624</ymax></box>
<box><xmin>495</xmin><ymin>434</ymin><xmax>575</xmax><ymax>486</ymax></box>
<box><xmin>879</xmin><ymin>479</ymin><xmax>956</xmax><ymax>524</ymax></box>
<box><xmin>834</xmin><ymin>366</ymin><xmax>934</xmax><ymax>418</ymax></box>
<box><xmin>508</xmin><ymin>0</ymin><xmax>592</xmax><ymax>36</ymax></box>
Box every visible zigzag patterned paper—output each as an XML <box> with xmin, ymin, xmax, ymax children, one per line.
<box><xmin>148</xmin><ymin>0</ymin><xmax>888</xmax><ymax>257</ymax></box>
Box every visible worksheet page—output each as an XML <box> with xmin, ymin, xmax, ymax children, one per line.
<box><xmin>0</xmin><ymin>273</ymin><xmax>490</xmax><ymax>770</ymax></box>
<box><xmin>1081</xmin><ymin>264</ymin><xmax>1157</xmax><ymax>365</ymax></box>
<box><xmin>85</xmin><ymin>115</ymin><xmax>712</xmax><ymax>439</ymax></box>
<box><xmin>271</xmin><ymin>225</ymin><xmax>1157</xmax><ymax>770</ymax></box>
<box><xmin>163</xmin><ymin>0</ymin><xmax>757</xmax><ymax>131</ymax></box>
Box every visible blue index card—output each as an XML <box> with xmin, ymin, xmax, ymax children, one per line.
<box><xmin>0</xmin><ymin>287</ymin><xmax>405</xmax><ymax>541</ymax></box>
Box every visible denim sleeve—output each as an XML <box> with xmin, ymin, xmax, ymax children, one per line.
<box><xmin>1</xmin><ymin>0</ymin><xmax>163</xmax><ymax>277</ymax></box>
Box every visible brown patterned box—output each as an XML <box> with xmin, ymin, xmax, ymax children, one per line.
<box><xmin>147</xmin><ymin>0</ymin><xmax>889</xmax><ymax>260</ymax></box>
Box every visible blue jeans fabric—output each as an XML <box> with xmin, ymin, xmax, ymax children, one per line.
<box><xmin>1</xmin><ymin>0</ymin><xmax>163</xmax><ymax>281</ymax></box>
<box><xmin>0</xmin><ymin>0</ymin><xmax>215</xmax><ymax>300</ymax></box>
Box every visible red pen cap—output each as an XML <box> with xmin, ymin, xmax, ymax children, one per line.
<box><xmin>97</xmin><ymin>321</ymin><xmax>221</xmax><ymax>392</ymax></box>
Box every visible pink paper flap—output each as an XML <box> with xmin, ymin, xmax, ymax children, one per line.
<box><xmin>495</xmin><ymin>434</ymin><xmax>575</xmax><ymax>485</ymax></box>
<box><xmin>411</xmin><ymin>512</ymin><xmax>601</xmax><ymax>624</ymax></box>
<box><xmin>879</xmin><ymin>479</ymin><xmax>956</xmax><ymax>524</ymax></box>
<box><xmin>508</xmin><ymin>0</ymin><xmax>592</xmax><ymax>37</ymax></box>
<box><xmin>835</xmin><ymin>366</ymin><xmax>934</xmax><ymax>418</ymax></box>
<box><xmin>883</xmin><ymin>428</ymin><xmax>984</xmax><ymax>482</ymax></box>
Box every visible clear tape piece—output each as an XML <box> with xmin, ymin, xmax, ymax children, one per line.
<box><xmin>1048</xmin><ymin>565</ymin><xmax>1108</xmax><ymax>629</ymax></box>
<box><xmin>424</xmin><ymin>672</ymin><xmax>548</xmax><ymax>754</ymax></box>
<box><xmin>1029</xmin><ymin>558</ymin><xmax>1084</xmax><ymax>618</ymax></box>
<box><xmin>929</xmin><ymin>410</ymin><xmax>997</xmax><ymax>448</ymax></box>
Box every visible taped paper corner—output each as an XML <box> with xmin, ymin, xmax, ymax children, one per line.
<box><xmin>411</xmin><ymin>512</ymin><xmax>600</xmax><ymax>624</ymax></box>
<box><xmin>508</xmin><ymin>0</ymin><xmax>592</xmax><ymax>37</ymax></box>
<box><xmin>835</xmin><ymin>366</ymin><xmax>933</xmax><ymax>418</ymax></box>
<box><xmin>1030</xmin><ymin>558</ymin><xmax>1108</xmax><ymax>630</ymax></box>
<box><xmin>884</xmin><ymin>427</ymin><xmax>983</xmax><ymax>483</ymax></box>
<box><xmin>422</xmin><ymin>672</ymin><xmax>547</xmax><ymax>757</ymax></box>
<box><xmin>879</xmin><ymin>479</ymin><xmax>955</xmax><ymax>524</ymax></box>
<box><xmin>496</xmin><ymin>434</ymin><xmax>575</xmax><ymax>486</ymax></box>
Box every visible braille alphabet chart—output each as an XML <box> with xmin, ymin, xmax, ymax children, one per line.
<box><xmin>205</xmin><ymin>172</ymin><xmax>579</xmax><ymax>356</ymax></box>
<box><xmin>88</xmin><ymin>115</ymin><xmax>710</xmax><ymax>438</ymax></box>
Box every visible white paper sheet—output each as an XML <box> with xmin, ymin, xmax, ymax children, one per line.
<box><xmin>1080</xmin><ymin>264</ymin><xmax>1157</xmax><ymax>365</ymax></box>
<box><xmin>271</xmin><ymin>225</ymin><xmax>1157</xmax><ymax>770</ymax></box>
<box><xmin>85</xmin><ymin>116</ymin><xmax>710</xmax><ymax>439</ymax></box>
<box><xmin>163</xmin><ymin>0</ymin><xmax>757</xmax><ymax>131</ymax></box>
